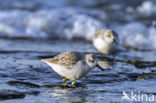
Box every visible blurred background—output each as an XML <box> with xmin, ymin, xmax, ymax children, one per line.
<box><xmin>0</xmin><ymin>0</ymin><xmax>155</xmax><ymax>50</ymax></box>
<box><xmin>0</xmin><ymin>0</ymin><xmax>156</xmax><ymax>103</ymax></box>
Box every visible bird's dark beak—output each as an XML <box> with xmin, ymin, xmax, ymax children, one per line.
<box><xmin>112</xmin><ymin>30</ymin><xmax>120</xmax><ymax>45</ymax></box>
<box><xmin>96</xmin><ymin>64</ymin><xmax>105</xmax><ymax>71</ymax></box>
<box><xmin>114</xmin><ymin>37</ymin><xmax>119</xmax><ymax>45</ymax></box>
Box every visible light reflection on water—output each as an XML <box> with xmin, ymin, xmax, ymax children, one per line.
<box><xmin>0</xmin><ymin>0</ymin><xmax>156</xmax><ymax>102</ymax></box>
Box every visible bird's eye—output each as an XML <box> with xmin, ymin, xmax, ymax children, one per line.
<box><xmin>88</xmin><ymin>59</ymin><xmax>95</xmax><ymax>63</ymax></box>
<box><xmin>107</xmin><ymin>34</ymin><xmax>111</xmax><ymax>38</ymax></box>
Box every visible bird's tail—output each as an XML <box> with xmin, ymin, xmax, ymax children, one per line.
<box><xmin>40</xmin><ymin>58</ymin><xmax>50</xmax><ymax>62</ymax></box>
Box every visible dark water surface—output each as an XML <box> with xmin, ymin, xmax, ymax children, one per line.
<box><xmin>0</xmin><ymin>38</ymin><xmax>156</xmax><ymax>103</ymax></box>
<box><xmin>0</xmin><ymin>0</ymin><xmax>156</xmax><ymax>102</ymax></box>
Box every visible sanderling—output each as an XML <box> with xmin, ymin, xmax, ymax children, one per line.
<box><xmin>93</xmin><ymin>29</ymin><xmax>120</xmax><ymax>54</ymax></box>
<box><xmin>41</xmin><ymin>51</ymin><xmax>104</xmax><ymax>86</ymax></box>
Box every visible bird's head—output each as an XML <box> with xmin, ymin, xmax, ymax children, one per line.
<box><xmin>85</xmin><ymin>54</ymin><xmax>104</xmax><ymax>71</ymax></box>
<box><xmin>93</xmin><ymin>29</ymin><xmax>120</xmax><ymax>54</ymax></box>
<box><xmin>95</xmin><ymin>29</ymin><xmax>119</xmax><ymax>45</ymax></box>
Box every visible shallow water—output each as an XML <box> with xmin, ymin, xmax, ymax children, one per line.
<box><xmin>0</xmin><ymin>0</ymin><xmax>156</xmax><ymax>50</ymax></box>
<box><xmin>0</xmin><ymin>38</ymin><xmax>156</xmax><ymax>103</ymax></box>
<box><xmin>0</xmin><ymin>0</ymin><xmax>156</xmax><ymax>103</ymax></box>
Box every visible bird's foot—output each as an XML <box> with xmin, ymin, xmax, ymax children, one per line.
<box><xmin>71</xmin><ymin>80</ymin><xmax>75</xmax><ymax>85</ymax></box>
<box><xmin>71</xmin><ymin>80</ymin><xmax>79</xmax><ymax>87</ymax></box>
<box><xmin>64</xmin><ymin>82</ymin><xmax>68</xmax><ymax>86</ymax></box>
<box><xmin>62</xmin><ymin>77</ymin><xmax>67</xmax><ymax>81</ymax></box>
<box><xmin>62</xmin><ymin>77</ymin><xmax>68</xmax><ymax>86</ymax></box>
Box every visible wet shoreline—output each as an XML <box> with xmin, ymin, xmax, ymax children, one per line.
<box><xmin>0</xmin><ymin>38</ymin><xmax>156</xmax><ymax>103</ymax></box>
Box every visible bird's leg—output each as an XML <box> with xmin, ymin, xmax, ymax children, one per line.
<box><xmin>71</xmin><ymin>80</ymin><xmax>79</xmax><ymax>87</ymax></box>
<box><xmin>62</xmin><ymin>77</ymin><xmax>66</xmax><ymax>81</ymax></box>
<box><xmin>62</xmin><ymin>77</ymin><xmax>67</xmax><ymax>86</ymax></box>
<box><xmin>71</xmin><ymin>80</ymin><xmax>76</xmax><ymax>86</ymax></box>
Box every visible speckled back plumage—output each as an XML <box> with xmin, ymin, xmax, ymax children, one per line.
<box><xmin>42</xmin><ymin>51</ymin><xmax>85</xmax><ymax>69</ymax></box>
<box><xmin>94</xmin><ymin>29</ymin><xmax>106</xmax><ymax>38</ymax></box>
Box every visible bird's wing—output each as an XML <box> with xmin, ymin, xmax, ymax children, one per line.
<box><xmin>42</xmin><ymin>51</ymin><xmax>84</xmax><ymax>69</ymax></box>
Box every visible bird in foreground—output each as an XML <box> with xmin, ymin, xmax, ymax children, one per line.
<box><xmin>93</xmin><ymin>29</ymin><xmax>120</xmax><ymax>54</ymax></box>
<box><xmin>41</xmin><ymin>51</ymin><xmax>104</xmax><ymax>86</ymax></box>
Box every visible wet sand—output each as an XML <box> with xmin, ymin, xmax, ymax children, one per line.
<box><xmin>0</xmin><ymin>38</ymin><xmax>156</xmax><ymax>103</ymax></box>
